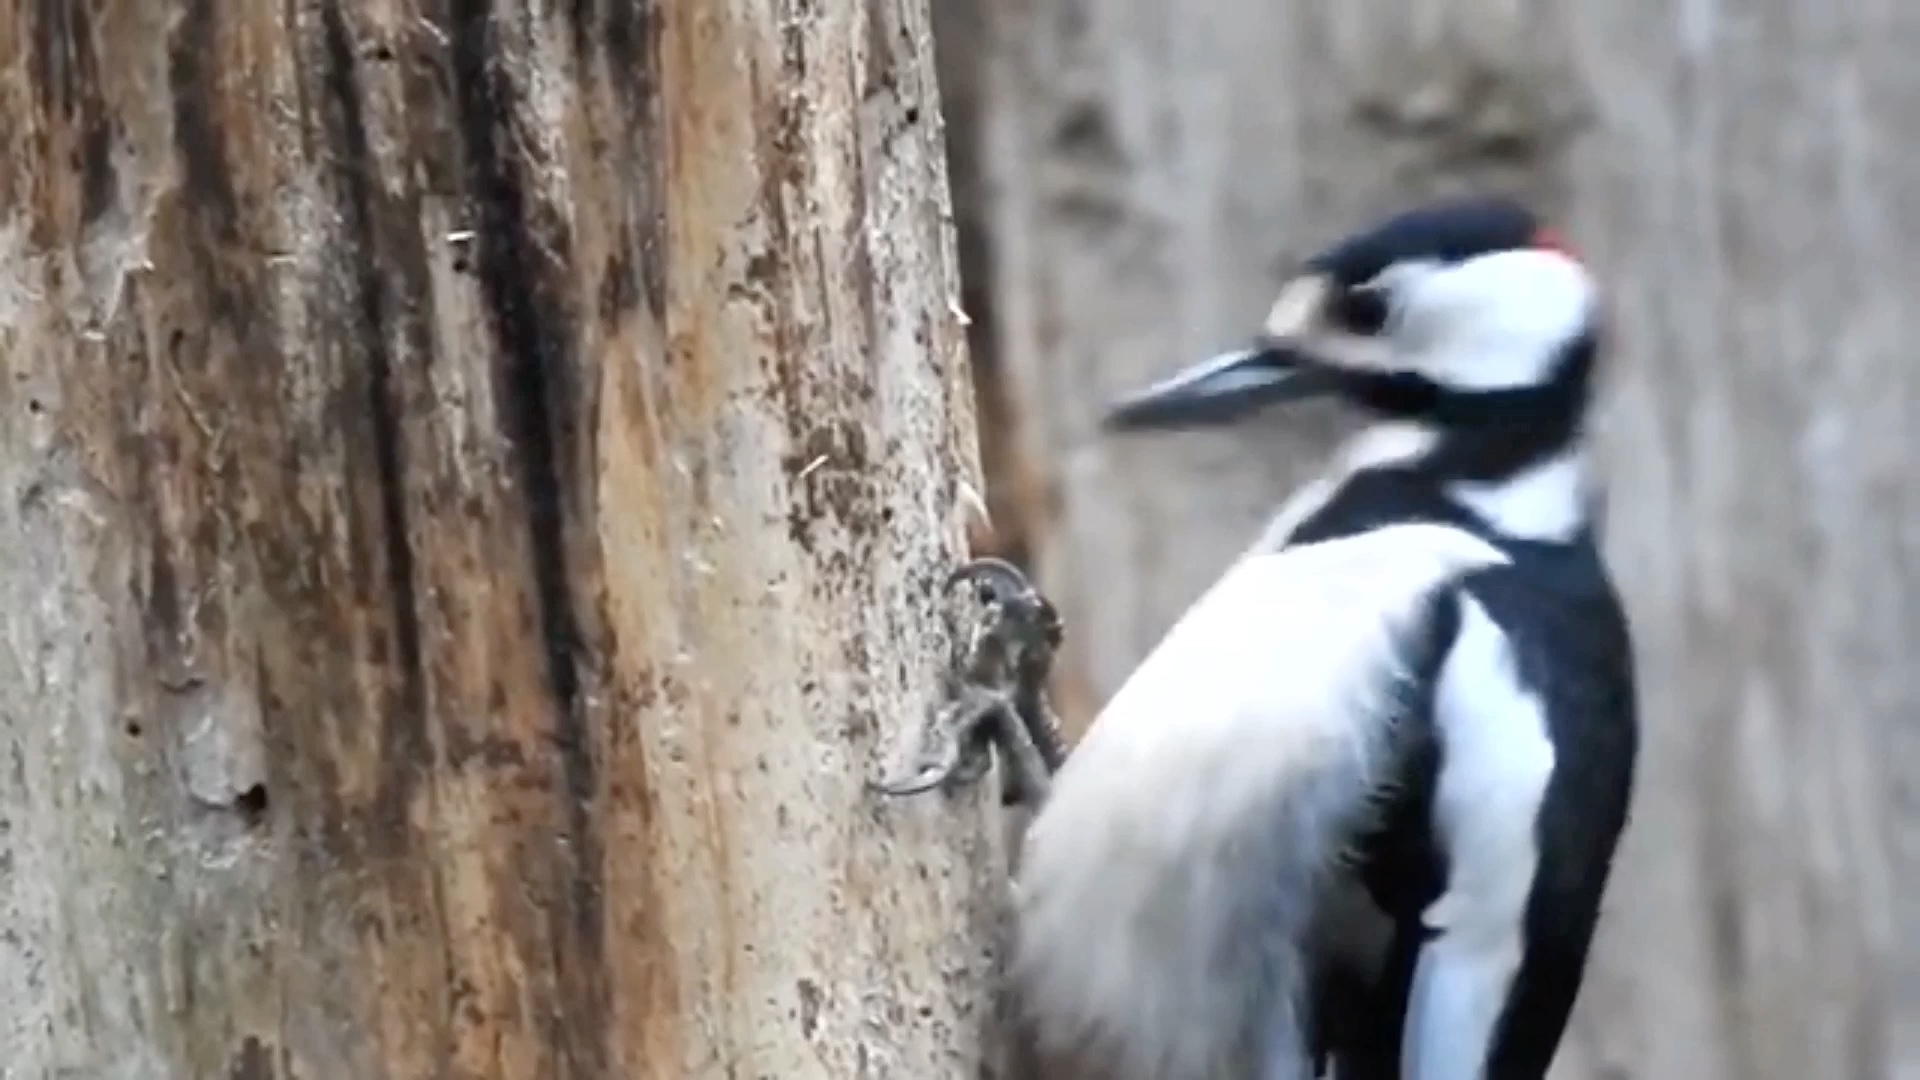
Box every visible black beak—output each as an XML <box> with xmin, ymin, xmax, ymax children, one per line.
<box><xmin>1101</xmin><ymin>344</ymin><xmax>1341</xmax><ymax>432</ymax></box>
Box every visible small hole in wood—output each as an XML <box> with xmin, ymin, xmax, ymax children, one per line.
<box><xmin>233</xmin><ymin>784</ymin><xmax>269</xmax><ymax>821</ymax></box>
<box><xmin>125</xmin><ymin>721</ymin><xmax>143</xmax><ymax>738</ymax></box>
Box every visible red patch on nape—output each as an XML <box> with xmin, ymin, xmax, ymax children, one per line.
<box><xmin>1531</xmin><ymin>226</ymin><xmax>1580</xmax><ymax>262</ymax></box>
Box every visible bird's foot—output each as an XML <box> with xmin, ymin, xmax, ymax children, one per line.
<box><xmin>870</xmin><ymin>556</ymin><xmax>1067</xmax><ymax>804</ymax></box>
<box><xmin>868</xmin><ymin>684</ymin><xmax>1005</xmax><ymax>797</ymax></box>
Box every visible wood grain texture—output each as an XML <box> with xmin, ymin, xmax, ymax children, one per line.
<box><xmin>950</xmin><ymin>0</ymin><xmax>1917</xmax><ymax>1076</ymax></box>
<box><xmin>0</xmin><ymin>0</ymin><xmax>1004</xmax><ymax>1077</ymax></box>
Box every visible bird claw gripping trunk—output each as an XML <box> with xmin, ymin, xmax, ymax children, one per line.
<box><xmin>870</xmin><ymin>557</ymin><xmax>1070</xmax><ymax>808</ymax></box>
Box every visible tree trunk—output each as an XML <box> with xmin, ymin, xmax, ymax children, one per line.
<box><xmin>957</xmin><ymin>0</ymin><xmax>1914</xmax><ymax>1077</ymax></box>
<box><xmin>0</xmin><ymin>2</ymin><xmax>1003</xmax><ymax>1077</ymax></box>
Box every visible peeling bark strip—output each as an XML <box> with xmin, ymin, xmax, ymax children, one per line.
<box><xmin>0</xmin><ymin>0</ymin><xmax>1000</xmax><ymax>1077</ymax></box>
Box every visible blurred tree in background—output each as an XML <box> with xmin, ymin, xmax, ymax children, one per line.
<box><xmin>937</xmin><ymin>1</ymin><xmax>1916</xmax><ymax>1077</ymax></box>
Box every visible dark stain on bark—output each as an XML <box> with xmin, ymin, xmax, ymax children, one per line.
<box><xmin>630</xmin><ymin>3</ymin><xmax>669</xmax><ymax>322</ymax></box>
<box><xmin>79</xmin><ymin>104</ymin><xmax>118</xmax><ymax>226</ymax></box>
<box><xmin>446</xmin><ymin>1</ymin><xmax>609</xmax><ymax>1070</ymax></box>
<box><xmin>318</xmin><ymin>0</ymin><xmax>432</xmax><ymax>853</ymax></box>
<box><xmin>228</xmin><ymin>1036</ymin><xmax>275</xmax><ymax>1080</ymax></box>
<box><xmin>564</xmin><ymin>1</ymin><xmax>666</xmax><ymax>323</ymax></box>
<box><xmin>25</xmin><ymin>0</ymin><xmax>118</xmax><ymax>228</ymax></box>
<box><xmin>29</xmin><ymin>0</ymin><xmax>82</xmax><ymax>113</ymax></box>
<box><xmin>598</xmin><ymin>250</ymin><xmax>639</xmax><ymax>324</ymax></box>
<box><xmin>168</xmin><ymin>0</ymin><xmax>238</xmax><ymax>234</ymax></box>
<box><xmin>565</xmin><ymin>0</ymin><xmax>647</xmax><ymax>98</ymax></box>
<box><xmin>143</xmin><ymin>531</ymin><xmax>184</xmax><ymax>651</ymax></box>
<box><xmin>780</xmin><ymin>419</ymin><xmax>882</xmax><ymax>554</ymax></box>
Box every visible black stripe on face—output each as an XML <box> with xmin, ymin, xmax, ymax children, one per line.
<box><xmin>1305</xmin><ymin>196</ymin><xmax>1541</xmax><ymax>288</ymax></box>
<box><xmin>1343</xmin><ymin>332</ymin><xmax>1600</xmax><ymax>482</ymax></box>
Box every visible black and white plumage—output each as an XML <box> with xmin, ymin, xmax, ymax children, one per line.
<box><xmin>1008</xmin><ymin>196</ymin><xmax>1639</xmax><ymax>1080</ymax></box>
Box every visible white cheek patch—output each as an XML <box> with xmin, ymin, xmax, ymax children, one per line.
<box><xmin>1407</xmin><ymin>249</ymin><xmax>1597</xmax><ymax>392</ymax></box>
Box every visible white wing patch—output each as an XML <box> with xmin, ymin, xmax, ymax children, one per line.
<box><xmin>1012</xmin><ymin>523</ymin><xmax>1509</xmax><ymax>1080</ymax></box>
<box><xmin>1401</xmin><ymin>598</ymin><xmax>1556</xmax><ymax>1080</ymax></box>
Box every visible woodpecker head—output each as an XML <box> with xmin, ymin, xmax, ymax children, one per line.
<box><xmin>1106</xmin><ymin>196</ymin><xmax>1601</xmax><ymax>440</ymax></box>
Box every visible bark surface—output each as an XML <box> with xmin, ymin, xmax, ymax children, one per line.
<box><xmin>0</xmin><ymin>2</ymin><xmax>1002</xmax><ymax>1077</ymax></box>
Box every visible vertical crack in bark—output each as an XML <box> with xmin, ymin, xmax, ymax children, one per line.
<box><xmin>318</xmin><ymin>0</ymin><xmax>431</xmax><ymax>848</ymax></box>
<box><xmin>27</xmin><ymin>0</ymin><xmax>116</xmax><ymax>225</ymax></box>
<box><xmin>167</xmin><ymin>0</ymin><xmax>238</xmax><ymax>240</ymax></box>
<box><xmin>313</xmin><ymin>5</ymin><xmax>462</xmax><ymax>1067</ymax></box>
<box><xmin>445</xmin><ymin>2</ymin><xmax>609</xmax><ymax>1071</ymax></box>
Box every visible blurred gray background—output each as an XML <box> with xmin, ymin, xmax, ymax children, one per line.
<box><xmin>932</xmin><ymin>1</ymin><xmax>1919</xmax><ymax>1077</ymax></box>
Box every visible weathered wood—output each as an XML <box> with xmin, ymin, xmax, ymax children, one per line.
<box><xmin>0</xmin><ymin>1</ymin><xmax>1004</xmax><ymax>1077</ymax></box>
<box><xmin>932</xmin><ymin>0</ymin><xmax>1099</xmax><ymax>730</ymax></box>
<box><xmin>954</xmin><ymin>0</ymin><xmax>1915</xmax><ymax>1076</ymax></box>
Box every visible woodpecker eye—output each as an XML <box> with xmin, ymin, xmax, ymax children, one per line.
<box><xmin>1328</xmin><ymin>284</ymin><xmax>1391</xmax><ymax>336</ymax></box>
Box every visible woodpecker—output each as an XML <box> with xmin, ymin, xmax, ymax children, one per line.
<box><xmin>989</xmin><ymin>195</ymin><xmax>1639</xmax><ymax>1080</ymax></box>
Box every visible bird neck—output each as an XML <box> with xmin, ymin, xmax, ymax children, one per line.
<box><xmin>1239</xmin><ymin>418</ymin><xmax>1596</xmax><ymax>560</ymax></box>
<box><xmin>1444</xmin><ymin>441</ymin><xmax>1591</xmax><ymax>543</ymax></box>
<box><xmin>1347</xmin><ymin>420</ymin><xmax>1594</xmax><ymax>544</ymax></box>
<box><xmin>1240</xmin><ymin>333</ymin><xmax>1605</xmax><ymax>556</ymax></box>
<box><xmin>1334</xmin><ymin>327</ymin><xmax>1600</xmax><ymax>543</ymax></box>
